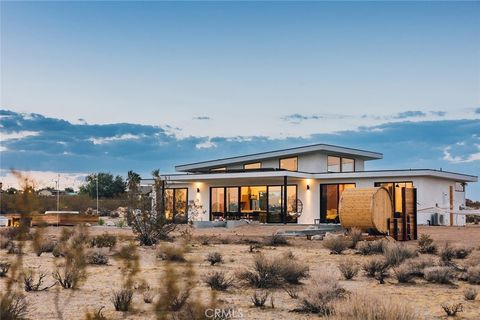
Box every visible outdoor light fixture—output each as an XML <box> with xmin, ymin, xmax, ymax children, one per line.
<box><xmin>307</xmin><ymin>185</ymin><xmax>310</xmax><ymax>190</ymax></box>
<box><xmin>197</xmin><ymin>188</ymin><xmax>200</xmax><ymax>193</ymax></box>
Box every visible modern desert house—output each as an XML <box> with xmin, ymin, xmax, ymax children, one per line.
<box><xmin>142</xmin><ymin>144</ymin><xmax>477</xmax><ymax>226</ymax></box>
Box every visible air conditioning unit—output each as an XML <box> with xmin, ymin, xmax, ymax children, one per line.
<box><xmin>439</xmin><ymin>214</ymin><xmax>445</xmax><ymax>225</ymax></box>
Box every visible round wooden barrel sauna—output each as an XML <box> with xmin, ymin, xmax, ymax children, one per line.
<box><xmin>339</xmin><ymin>187</ymin><xmax>393</xmax><ymax>233</ymax></box>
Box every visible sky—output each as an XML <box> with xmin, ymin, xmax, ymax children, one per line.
<box><xmin>0</xmin><ymin>1</ymin><xmax>479</xmax><ymax>198</ymax></box>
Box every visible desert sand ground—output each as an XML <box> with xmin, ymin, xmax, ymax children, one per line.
<box><xmin>1</xmin><ymin>224</ymin><xmax>479</xmax><ymax>320</ymax></box>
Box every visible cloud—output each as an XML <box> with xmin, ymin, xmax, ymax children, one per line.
<box><xmin>475</xmin><ymin>108</ymin><xmax>480</xmax><ymax>114</ymax></box>
<box><xmin>430</xmin><ymin>111</ymin><xmax>447</xmax><ymax>117</ymax></box>
<box><xmin>0</xmin><ymin>109</ymin><xmax>479</xmax><ymax>198</ymax></box>
<box><xmin>1</xmin><ymin>130</ymin><xmax>40</xmax><ymax>141</ymax></box>
<box><xmin>393</xmin><ymin>111</ymin><xmax>427</xmax><ymax>119</ymax></box>
<box><xmin>443</xmin><ymin>146</ymin><xmax>480</xmax><ymax>163</ymax></box>
<box><xmin>192</xmin><ymin>116</ymin><xmax>211</xmax><ymax>120</ymax></box>
<box><xmin>89</xmin><ymin>134</ymin><xmax>144</xmax><ymax>145</ymax></box>
<box><xmin>195</xmin><ymin>139</ymin><xmax>217</xmax><ymax>149</ymax></box>
<box><xmin>281</xmin><ymin>113</ymin><xmax>351</xmax><ymax>124</ymax></box>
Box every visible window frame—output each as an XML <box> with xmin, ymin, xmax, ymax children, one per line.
<box><xmin>164</xmin><ymin>187</ymin><xmax>189</xmax><ymax>223</ymax></box>
<box><xmin>209</xmin><ymin>184</ymin><xmax>298</xmax><ymax>223</ymax></box>
<box><xmin>243</xmin><ymin>162</ymin><xmax>262</xmax><ymax>170</ymax></box>
<box><xmin>279</xmin><ymin>156</ymin><xmax>298</xmax><ymax>171</ymax></box>
<box><xmin>327</xmin><ymin>155</ymin><xmax>356</xmax><ymax>173</ymax></box>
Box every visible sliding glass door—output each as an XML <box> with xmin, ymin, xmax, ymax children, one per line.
<box><xmin>320</xmin><ymin>183</ymin><xmax>355</xmax><ymax>223</ymax></box>
<box><xmin>210</xmin><ymin>185</ymin><xmax>297</xmax><ymax>223</ymax></box>
<box><xmin>268</xmin><ymin>186</ymin><xmax>282</xmax><ymax>223</ymax></box>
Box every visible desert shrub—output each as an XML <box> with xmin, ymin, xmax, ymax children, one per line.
<box><xmin>53</xmin><ymin>267</ymin><xmax>81</xmax><ymax>289</ymax></box>
<box><xmin>128</xmin><ymin>179</ymin><xmax>177</xmax><ymax>245</ymax></box>
<box><xmin>33</xmin><ymin>240</ymin><xmax>56</xmax><ymax>257</ymax></box>
<box><xmin>464</xmin><ymin>287</ymin><xmax>477</xmax><ymax>301</ymax></box>
<box><xmin>383</xmin><ymin>242</ymin><xmax>417</xmax><ymax>267</ymax></box>
<box><xmin>417</xmin><ymin>233</ymin><xmax>437</xmax><ymax>254</ymax></box>
<box><xmin>347</xmin><ymin>227</ymin><xmax>362</xmax><ymax>249</ymax></box>
<box><xmin>111</xmin><ymin>288</ymin><xmax>133</xmax><ymax>312</ymax></box>
<box><xmin>0</xmin><ymin>236</ymin><xmax>9</xmax><ymax>249</ymax></box>
<box><xmin>0</xmin><ymin>261</ymin><xmax>10</xmax><ymax>277</ymax></box>
<box><xmin>292</xmin><ymin>278</ymin><xmax>346</xmax><ymax>315</ymax></box>
<box><xmin>197</xmin><ymin>236</ymin><xmax>211</xmax><ymax>246</ymax></box>
<box><xmin>0</xmin><ymin>292</ymin><xmax>28</xmax><ymax>320</ymax></box>
<box><xmin>157</xmin><ymin>244</ymin><xmax>186</xmax><ymax>262</ymax></box>
<box><xmin>6</xmin><ymin>242</ymin><xmax>21</xmax><ymax>255</ymax></box>
<box><xmin>284</xmin><ymin>286</ymin><xmax>300</xmax><ymax>299</ymax></box>
<box><xmin>238</xmin><ymin>254</ymin><xmax>282</xmax><ymax>288</ymax></box>
<box><xmin>205</xmin><ymin>252</ymin><xmax>222</xmax><ymax>266</ymax></box>
<box><xmin>322</xmin><ymin>235</ymin><xmax>352</xmax><ymax>254</ymax></box>
<box><xmin>167</xmin><ymin>290</ymin><xmax>190</xmax><ymax>311</ymax></box>
<box><xmin>279</xmin><ymin>259</ymin><xmax>309</xmax><ymax>285</ymax></box>
<box><xmin>249</xmin><ymin>243</ymin><xmax>263</xmax><ymax>253</ymax></box>
<box><xmin>356</xmin><ymin>239</ymin><xmax>386</xmax><ymax>255</ymax></box>
<box><xmin>0</xmin><ymin>227</ymin><xmax>29</xmax><ymax>241</ymax></box>
<box><xmin>424</xmin><ymin>266</ymin><xmax>454</xmax><ymax>284</ymax></box>
<box><xmin>86</xmin><ymin>250</ymin><xmax>109</xmax><ymax>265</ymax></box>
<box><xmin>467</xmin><ymin>265</ymin><xmax>480</xmax><ymax>284</ymax></box>
<box><xmin>338</xmin><ymin>258</ymin><xmax>359</xmax><ymax>280</ymax></box>
<box><xmin>403</xmin><ymin>256</ymin><xmax>436</xmax><ymax>277</ymax></box>
<box><xmin>90</xmin><ymin>233</ymin><xmax>117</xmax><ymax>250</ymax></box>
<box><xmin>204</xmin><ymin>271</ymin><xmax>234</xmax><ymax>291</ymax></box>
<box><xmin>23</xmin><ymin>271</ymin><xmax>53</xmax><ymax>292</ymax></box>
<box><xmin>143</xmin><ymin>288</ymin><xmax>154</xmax><ymax>304</ymax></box>
<box><xmin>52</xmin><ymin>226</ymin><xmax>88</xmax><ymax>289</ymax></box>
<box><xmin>251</xmin><ymin>291</ymin><xmax>270</xmax><ymax>308</ymax></box>
<box><xmin>452</xmin><ymin>245</ymin><xmax>472</xmax><ymax>259</ymax></box>
<box><xmin>98</xmin><ymin>218</ymin><xmax>105</xmax><ymax>226</ymax></box>
<box><xmin>85</xmin><ymin>306</ymin><xmax>107</xmax><ymax>320</ymax></box>
<box><xmin>331</xmin><ymin>292</ymin><xmax>418</xmax><ymax>320</ymax></box>
<box><xmin>441</xmin><ymin>303</ymin><xmax>463</xmax><ymax>316</ymax></box>
<box><xmin>363</xmin><ymin>257</ymin><xmax>389</xmax><ymax>278</ymax></box>
<box><xmin>51</xmin><ymin>243</ymin><xmax>64</xmax><ymax>258</ymax></box>
<box><xmin>239</xmin><ymin>254</ymin><xmax>309</xmax><ymax>288</ymax></box>
<box><xmin>393</xmin><ymin>263</ymin><xmax>415</xmax><ymax>283</ymax></box>
<box><xmin>440</xmin><ymin>244</ymin><xmax>456</xmax><ymax>262</ymax></box>
<box><xmin>267</xmin><ymin>234</ymin><xmax>288</xmax><ymax>246</ymax></box>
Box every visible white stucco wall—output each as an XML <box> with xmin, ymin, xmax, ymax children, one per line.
<box><xmin>160</xmin><ymin>174</ymin><xmax>469</xmax><ymax>226</ymax></box>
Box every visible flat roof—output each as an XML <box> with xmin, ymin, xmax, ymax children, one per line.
<box><xmin>175</xmin><ymin>143</ymin><xmax>383</xmax><ymax>172</ymax></box>
<box><xmin>141</xmin><ymin>169</ymin><xmax>477</xmax><ymax>183</ymax></box>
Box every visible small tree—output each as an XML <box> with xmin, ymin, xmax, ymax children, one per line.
<box><xmin>128</xmin><ymin>170</ymin><xmax>176</xmax><ymax>246</ymax></box>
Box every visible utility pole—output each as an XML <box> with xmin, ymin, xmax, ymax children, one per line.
<box><xmin>96</xmin><ymin>173</ymin><xmax>99</xmax><ymax>215</ymax></box>
<box><xmin>56</xmin><ymin>174</ymin><xmax>60</xmax><ymax>227</ymax></box>
<box><xmin>56</xmin><ymin>174</ymin><xmax>60</xmax><ymax>211</ymax></box>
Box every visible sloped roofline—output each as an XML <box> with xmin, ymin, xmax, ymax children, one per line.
<box><xmin>175</xmin><ymin>143</ymin><xmax>382</xmax><ymax>172</ymax></box>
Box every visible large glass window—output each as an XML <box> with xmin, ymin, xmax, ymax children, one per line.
<box><xmin>268</xmin><ymin>186</ymin><xmax>282</xmax><ymax>223</ymax></box>
<box><xmin>342</xmin><ymin>158</ymin><xmax>354</xmax><ymax>172</ymax></box>
<box><xmin>226</xmin><ymin>187</ymin><xmax>239</xmax><ymax>219</ymax></box>
<box><xmin>328</xmin><ymin>156</ymin><xmax>355</xmax><ymax>172</ymax></box>
<box><xmin>211</xmin><ymin>187</ymin><xmax>225</xmax><ymax>219</ymax></box>
<box><xmin>164</xmin><ymin>188</ymin><xmax>188</xmax><ymax>223</ymax></box>
<box><xmin>241</xmin><ymin>186</ymin><xmax>267</xmax><ymax>221</ymax></box>
<box><xmin>280</xmin><ymin>157</ymin><xmax>298</xmax><ymax>171</ymax></box>
<box><xmin>374</xmin><ymin>182</ymin><xmax>413</xmax><ymax>213</ymax></box>
<box><xmin>244</xmin><ymin>162</ymin><xmax>261</xmax><ymax>170</ymax></box>
<box><xmin>165</xmin><ymin>189</ymin><xmax>174</xmax><ymax>220</ymax></box>
<box><xmin>327</xmin><ymin>156</ymin><xmax>341</xmax><ymax>172</ymax></box>
<box><xmin>211</xmin><ymin>167</ymin><xmax>226</xmax><ymax>172</ymax></box>
<box><xmin>320</xmin><ymin>183</ymin><xmax>356</xmax><ymax>223</ymax></box>
<box><xmin>286</xmin><ymin>185</ymin><xmax>298</xmax><ymax>223</ymax></box>
<box><xmin>174</xmin><ymin>189</ymin><xmax>188</xmax><ymax>223</ymax></box>
<box><xmin>210</xmin><ymin>185</ymin><xmax>297</xmax><ymax>223</ymax></box>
